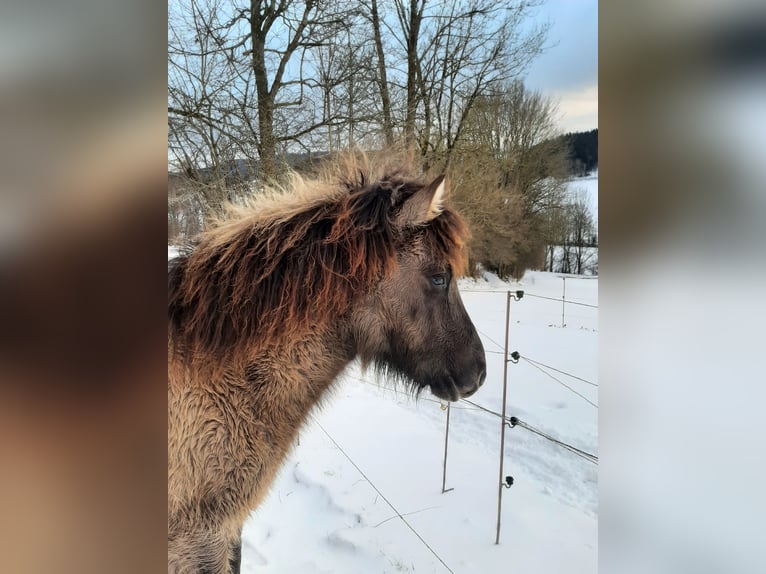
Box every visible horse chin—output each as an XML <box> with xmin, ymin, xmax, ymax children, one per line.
<box><xmin>428</xmin><ymin>377</ymin><xmax>461</xmax><ymax>402</ymax></box>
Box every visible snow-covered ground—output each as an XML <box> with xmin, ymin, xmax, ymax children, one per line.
<box><xmin>569</xmin><ymin>171</ymin><xmax>598</xmax><ymax>226</ymax></box>
<box><xmin>238</xmin><ymin>270</ymin><xmax>598</xmax><ymax>573</ymax></box>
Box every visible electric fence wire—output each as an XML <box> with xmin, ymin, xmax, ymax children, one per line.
<box><xmin>521</xmin><ymin>357</ymin><xmax>598</xmax><ymax>409</ymax></box>
<box><xmin>348</xmin><ymin>364</ymin><xmax>597</xmax><ymax>467</ymax></box>
<box><xmin>459</xmin><ymin>288</ymin><xmax>598</xmax><ymax>309</ymax></box>
<box><xmin>509</xmin><ymin>417</ymin><xmax>598</xmax><ymax>464</ymax></box>
<box><xmin>524</xmin><ymin>292</ymin><xmax>598</xmax><ymax>308</ymax></box>
<box><xmin>475</xmin><ymin>327</ymin><xmax>506</xmax><ymax>354</ymax></box>
<box><xmin>522</xmin><ymin>356</ymin><xmax>597</xmax><ymax>387</ymax></box>
<box><xmin>313</xmin><ymin>420</ymin><xmax>456</xmax><ymax>574</ymax></box>
<box><xmin>460</xmin><ymin>399</ymin><xmax>598</xmax><ymax>465</ymax></box>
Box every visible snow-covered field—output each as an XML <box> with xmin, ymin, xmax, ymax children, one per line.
<box><xmin>237</xmin><ymin>270</ymin><xmax>598</xmax><ymax>573</ymax></box>
<box><xmin>569</xmin><ymin>171</ymin><xmax>598</xmax><ymax>225</ymax></box>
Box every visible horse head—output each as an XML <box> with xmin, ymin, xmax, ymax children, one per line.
<box><xmin>352</xmin><ymin>175</ymin><xmax>487</xmax><ymax>401</ymax></box>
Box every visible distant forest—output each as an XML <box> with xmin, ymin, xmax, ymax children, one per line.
<box><xmin>558</xmin><ymin>129</ymin><xmax>598</xmax><ymax>176</ymax></box>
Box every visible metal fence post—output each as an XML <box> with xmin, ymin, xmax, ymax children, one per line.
<box><xmin>495</xmin><ymin>290</ymin><xmax>512</xmax><ymax>545</ymax></box>
<box><xmin>441</xmin><ymin>402</ymin><xmax>453</xmax><ymax>494</ymax></box>
<box><xmin>561</xmin><ymin>276</ymin><xmax>566</xmax><ymax>327</ymax></box>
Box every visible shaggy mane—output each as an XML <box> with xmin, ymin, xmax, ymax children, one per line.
<box><xmin>168</xmin><ymin>155</ymin><xmax>470</xmax><ymax>360</ymax></box>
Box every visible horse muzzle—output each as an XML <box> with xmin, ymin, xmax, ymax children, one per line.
<box><xmin>431</xmin><ymin>363</ymin><xmax>486</xmax><ymax>402</ymax></box>
<box><xmin>457</xmin><ymin>364</ymin><xmax>486</xmax><ymax>399</ymax></box>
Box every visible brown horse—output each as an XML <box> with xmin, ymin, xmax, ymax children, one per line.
<box><xmin>167</xmin><ymin>156</ymin><xmax>486</xmax><ymax>573</ymax></box>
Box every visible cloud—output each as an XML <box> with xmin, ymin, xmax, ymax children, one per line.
<box><xmin>554</xmin><ymin>84</ymin><xmax>598</xmax><ymax>132</ymax></box>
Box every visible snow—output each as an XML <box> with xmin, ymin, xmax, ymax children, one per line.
<box><xmin>568</xmin><ymin>170</ymin><xmax>598</xmax><ymax>226</ymax></box>
<box><xmin>240</xmin><ymin>270</ymin><xmax>598</xmax><ymax>573</ymax></box>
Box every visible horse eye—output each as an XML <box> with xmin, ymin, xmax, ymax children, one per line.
<box><xmin>431</xmin><ymin>274</ymin><xmax>447</xmax><ymax>287</ymax></box>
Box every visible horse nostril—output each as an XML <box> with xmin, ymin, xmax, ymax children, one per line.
<box><xmin>478</xmin><ymin>367</ymin><xmax>487</xmax><ymax>386</ymax></box>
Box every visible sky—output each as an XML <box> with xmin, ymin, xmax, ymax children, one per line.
<box><xmin>524</xmin><ymin>0</ymin><xmax>598</xmax><ymax>133</ymax></box>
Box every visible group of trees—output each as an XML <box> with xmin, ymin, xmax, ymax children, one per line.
<box><xmin>554</xmin><ymin>129</ymin><xmax>598</xmax><ymax>176</ymax></box>
<box><xmin>544</xmin><ymin>189</ymin><xmax>598</xmax><ymax>275</ymax></box>
<box><xmin>168</xmin><ymin>0</ymin><xmax>597</xmax><ymax>277</ymax></box>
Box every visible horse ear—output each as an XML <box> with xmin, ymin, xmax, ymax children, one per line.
<box><xmin>396</xmin><ymin>175</ymin><xmax>448</xmax><ymax>227</ymax></box>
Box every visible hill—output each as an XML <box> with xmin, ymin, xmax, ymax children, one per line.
<box><xmin>556</xmin><ymin>129</ymin><xmax>598</xmax><ymax>176</ymax></box>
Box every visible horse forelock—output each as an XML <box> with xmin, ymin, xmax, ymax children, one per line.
<box><xmin>168</xmin><ymin>161</ymin><xmax>470</xmax><ymax>362</ymax></box>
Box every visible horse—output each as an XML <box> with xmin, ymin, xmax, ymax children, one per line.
<box><xmin>167</xmin><ymin>155</ymin><xmax>487</xmax><ymax>573</ymax></box>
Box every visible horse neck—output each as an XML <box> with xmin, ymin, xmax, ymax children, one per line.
<box><xmin>243</xmin><ymin>318</ymin><xmax>356</xmax><ymax>440</ymax></box>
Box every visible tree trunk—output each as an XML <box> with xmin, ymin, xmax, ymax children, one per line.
<box><xmin>346</xmin><ymin>31</ymin><xmax>354</xmax><ymax>149</ymax></box>
<box><xmin>371</xmin><ymin>0</ymin><xmax>393</xmax><ymax>146</ymax></box>
<box><xmin>404</xmin><ymin>0</ymin><xmax>422</xmax><ymax>151</ymax></box>
<box><xmin>415</xmin><ymin>61</ymin><xmax>431</xmax><ymax>163</ymax></box>
<box><xmin>251</xmin><ymin>7</ymin><xmax>276</xmax><ymax>180</ymax></box>
<box><xmin>324</xmin><ymin>85</ymin><xmax>333</xmax><ymax>152</ymax></box>
<box><xmin>547</xmin><ymin>244</ymin><xmax>555</xmax><ymax>272</ymax></box>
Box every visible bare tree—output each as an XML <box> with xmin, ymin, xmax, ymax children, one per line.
<box><xmin>565</xmin><ymin>189</ymin><xmax>596</xmax><ymax>275</ymax></box>
<box><xmin>368</xmin><ymin>0</ymin><xmax>547</xmax><ymax>159</ymax></box>
<box><xmin>544</xmin><ymin>188</ymin><xmax>597</xmax><ymax>275</ymax></box>
<box><xmin>447</xmin><ymin>148</ymin><xmax>535</xmax><ymax>278</ymax></box>
<box><xmin>304</xmin><ymin>14</ymin><xmax>382</xmax><ymax>153</ymax></box>
<box><xmin>544</xmin><ymin>203</ymin><xmax>567</xmax><ymax>271</ymax></box>
<box><xmin>369</xmin><ymin>0</ymin><xmax>394</xmax><ymax>146</ymax></box>
<box><xmin>395</xmin><ymin>0</ymin><xmax>426</xmax><ymax>150</ymax></box>
<box><xmin>247</xmin><ymin>0</ymin><xmax>355</xmax><ymax>178</ymax></box>
<box><xmin>169</xmin><ymin>0</ymin><xmax>548</xmax><ymax>178</ymax></box>
<box><xmin>465</xmin><ymin>81</ymin><xmax>568</xmax><ymax>215</ymax></box>
<box><xmin>445</xmin><ymin>79</ymin><xmax>571</xmax><ymax>276</ymax></box>
<box><xmin>424</xmin><ymin>2</ymin><xmax>548</xmax><ymax>167</ymax></box>
<box><xmin>167</xmin><ymin>0</ymin><xmax>560</xmax><ymax>272</ymax></box>
<box><xmin>168</xmin><ymin>0</ymin><xmax>356</xmax><ymax>184</ymax></box>
<box><xmin>168</xmin><ymin>0</ymin><xmax>261</xmax><ymax>217</ymax></box>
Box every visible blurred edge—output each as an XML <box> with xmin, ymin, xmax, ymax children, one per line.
<box><xmin>0</xmin><ymin>1</ymin><xmax>167</xmax><ymax>573</ymax></box>
<box><xmin>601</xmin><ymin>2</ymin><xmax>766</xmax><ymax>574</ymax></box>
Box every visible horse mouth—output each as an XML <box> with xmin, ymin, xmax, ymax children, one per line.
<box><xmin>429</xmin><ymin>372</ymin><xmax>483</xmax><ymax>401</ymax></box>
<box><xmin>430</xmin><ymin>376</ymin><xmax>462</xmax><ymax>402</ymax></box>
